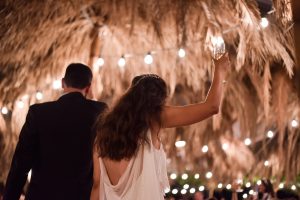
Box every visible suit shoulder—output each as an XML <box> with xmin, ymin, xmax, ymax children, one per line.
<box><xmin>87</xmin><ymin>100</ymin><xmax>108</xmax><ymax>112</ymax></box>
<box><xmin>29</xmin><ymin>101</ymin><xmax>57</xmax><ymax>112</ymax></box>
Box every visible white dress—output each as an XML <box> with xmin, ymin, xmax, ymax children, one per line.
<box><xmin>99</xmin><ymin>131</ymin><xmax>169</xmax><ymax>200</ymax></box>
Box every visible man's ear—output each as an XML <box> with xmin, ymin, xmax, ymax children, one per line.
<box><xmin>62</xmin><ymin>78</ymin><xmax>66</xmax><ymax>88</ymax></box>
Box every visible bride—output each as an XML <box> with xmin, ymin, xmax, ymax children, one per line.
<box><xmin>91</xmin><ymin>54</ymin><xmax>230</xmax><ymax>200</ymax></box>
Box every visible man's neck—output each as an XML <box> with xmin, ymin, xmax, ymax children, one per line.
<box><xmin>63</xmin><ymin>88</ymin><xmax>85</xmax><ymax>97</ymax></box>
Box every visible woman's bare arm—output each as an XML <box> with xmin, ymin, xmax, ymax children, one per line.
<box><xmin>162</xmin><ymin>54</ymin><xmax>230</xmax><ymax>128</ymax></box>
<box><xmin>90</xmin><ymin>148</ymin><xmax>100</xmax><ymax>200</ymax></box>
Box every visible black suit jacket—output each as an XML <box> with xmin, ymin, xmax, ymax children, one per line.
<box><xmin>3</xmin><ymin>92</ymin><xmax>107</xmax><ymax>200</ymax></box>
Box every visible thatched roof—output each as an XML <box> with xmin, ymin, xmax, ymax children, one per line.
<box><xmin>0</xmin><ymin>0</ymin><xmax>299</xmax><ymax>186</ymax></box>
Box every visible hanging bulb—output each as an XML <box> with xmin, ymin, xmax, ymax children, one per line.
<box><xmin>181</xmin><ymin>173</ymin><xmax>188</xmax><ymax>180</ymax></box>
<box><xmin>222</xmin><ymin>143</ymin><xmax>229</xmax><ymax>150</ymax></box>
<box><xmin>199</xmin><ymin>186</ymin><xmax>205</xmax><ymax>191</ymax></box>
<box><xmin>36</xmin><ymin>91</ymin><xmax>43</xmax><ymax>100</ymax></box>
<box><xmin>260</xmin><ymin>17</ymin><xmax>269</xmax><ymax>28</ymax></box>
<box><xmin>218</xmin><ymin>183</ymin><xmax>223</xmax><ymax>189</ymax></box>
<box><xmin>170</xmin><ymin>173</ymin><xmax>177</xmax><ymax>180</ymax></box>
<box><xmin>17</xmin><ymin>100</ymin><xmax>25</xmax><ymax>109</ymax></box>
<box><xmin>144</xmin><ymin>53</ymin><xmax>153</xmax><ymax>65</ymax></box>
<box><xmin>205</xmin><ymin>172</ymin><xmax>213</xmax><ymax>179</ymax></box>
<box><xmin>178</xmin><ymin>48</ymin><xmax>186</xmax><ymax>58</ymax></box>
<box><xmin>244</xmin><ymin>138</ymin><xmax>252</xmax><ymax>146</ymax></box>
<box><xmin>175</xmin><ymin>140</ymin><xmax>186</xmax><ymax>148</ymax></box>
<box><xmin>53</xmin><ymin>80</ymin><xmax>62</xmax><ymax>90</ymax></box>
<box><xmin>1</xmin><ymin>107</ymin><xmax>8</xmax><ymax>115</ymax></box>
<box><xmin>118</xmin><ymin>56</ymin><xmax>126</xmax><ymax>68</ymax></box>
<box><xmin>190</xmin><ymin>188</ymin><xmax>196</xmax><ymax>194</ymax></box>
<box><xmin>267</xmin><ymin>130</ymin><xmax>274</xmax><ymax>138</ymax></box>
<box><xmin>94</xmin><ymin>57</ymin><xmax>104</xmax><ymax>71</ymax></box>
<box><xmin>202</xmin><ymin>145</ymin><xmax>208</xmax><ymax>153</ymax></box>
<box><xmin>291</xmin><ymin>119</ymin><xmax>299</xmax><ymax>128</ymax></box>
<box><xmin>264</xmin><ymin>160</ymin><xmax>270</xmax><ymax>167</ymax></box>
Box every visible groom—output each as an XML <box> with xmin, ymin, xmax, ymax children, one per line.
<box><xmin>3</xmin><ymin>63</ymin><xmax>107</xmax><ymax>200</ymax></box>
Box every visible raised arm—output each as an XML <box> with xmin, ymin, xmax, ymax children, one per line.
<box><xmin>162</xmin><ymin>54</ymin><xmax>230</xmax><ymax>128</ymax></box>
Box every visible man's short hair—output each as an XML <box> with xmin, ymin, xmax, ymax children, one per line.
<box><xmin>63</xmin><ymin>63</ymin><xmax>93</xmax><ymax>89</ymax></box>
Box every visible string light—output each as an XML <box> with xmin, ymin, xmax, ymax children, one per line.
<box><xmin>172</xmin><ymin>189</ymin><xmax>178</xmax><ymax>195</ymax></box>
<box><xmin>243</xmin><ymin>194</ymin><xmax>248</xmax><ymax>199</ymax></box>
<box><xmin>118</xmin><ymin>56</ymin><xmax>126</xmax><ymax>68</ymax></box>
<box><xmin>205</xmin><ymin>172</ymin><xmax>213</xmax><ymax>179</ymax></box>
<box><xmin>182</xmin><ymin>173</ymin><xmax>188</xmax><ymax>180</ymax></box>
<box><xmin>36</xmin><ymin>91</ymin><xmax>43</xmax><ymax>100</ymax></box>
<box><xmin>226</xmin><ymin>184</ymin><xmax>232</xmax><ymax>190</ymax></box>
<box><xmin>1</xmin><ymin>107</ymin><xmax>8</xmax><ymax>115</ymax></box>
<box><xmin>246</xmin><ymin>182</ymin><xmax>251</xmax><ymax>188</ymax></box>
<box><xmin>237</xmin><ymin>179</ymin><xmax>243</xmax><ymax>184</ymax></box>
<box><xmin>175</xmin><ymin>140</ymin><xmax>186</xmax><ymax>148</ymax></box>
<box><xmin>170</xmin><ymin>173</ymin><xmax>177</xmax><ymax>180</ymax></box>
<box><xmin>94</xmin><ymin>57</ymin><xmax>104</xmax><ymax>71</ymax></box>
<box><xmin>291</xmin><ymin>185</ymin><xmax>296</xmax><ymax>190</ymax></box>
<box><xmin>183</xmin><ymin>184</ymin><xmax>190</xmax><ymax>189</ymax></box>
<box><xmin>249</xmin><ymin>190</ymin><xmax>254</xmax><ymax>195</ymax></box>
<box><xmin>222</xmin><ymin>143</ymin><xmax>229</xmax><ymax>151</ymax></box>
<box><xmin>17</xmin><ymin>100</ymin><xmax>25</xmax><ymax>109</ymax></box>
<box><xmin>52</xmin><ymin>80</ymin><xmax>62</xmax><ymax>90</ymax></box>
<box><xmin>190</xmin><ymin>188</ymin><xmax>196</xmax><ymax>194</ymax></box>
<box><xmin>202</xmin><ymin>145</ymin><xmax>208</xmax><ymax>153</ymax></box>
<box><xmin>144</xmin><ymin>53</ymin><xmax>153</xmax><ymax>65</ymax></box>
<box><xmin>257</xmin><ymin>180</ymin><xmax>262</xmax><ymax>185</ymax></box>
<box><xmin>279</xmin><ymin>183</ymin><xmax>284</xmax><ymax>189</ymax></box>
<box><xmin>181</xmin><ymin>189</ymin><xmax>187</xmax><ymax>194</ymax></box>
<box><xmin>291</xmin><ymin>119</ymin><xmax>299</xmax><ymax>128</ymax></box>
<box><xmin>264</xmin><ymin>160</ymin><xmax>270</xmax><ymax>167</ymax></box>
<box><xmin>199</xmin><ymin>186</ymin><xmax>205</xmax><ymax>191</ymax></box>
<box><xmin>218</xmin><ymin>183</ymin><xmax>223</xmax><ymax>189</ymax></box>
<box><xmin>178</xmin><ymin>48</ymin><xmax>186</xmax><ymax>58</ymax></box>
<box><xmin>194</xmin><ymin>173</ymin><xmax>200</xmax><ymax>179</ymax></box>
<box><xmin>267</xmin><ymin>130</ymin><xmax>274</xmax><ymax>138</ymax></box>
<box><xmin>244</xmin><ymin>138</ymin><xmax>252</xmax><ymax>146</ymax></box>
<box><xmin>260</xmin><ymin>17</ymin><xmax>269</xmax><ymax>28</ymax></box>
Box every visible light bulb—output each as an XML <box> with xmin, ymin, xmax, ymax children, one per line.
<box><xmin>244</xmin><ymin>138</ymin><xmax>252</xmax><ymax>146</ymax></box>
<box><xmin>182</xmin><ymin>173</ymin><xmax>188</xmax><ymax>180</ymax></box>
<box><xmin>249</xmin><ymin>190</ymin><xmax>254</xmax><ymax>195</ymax></box>
<box><xmin>264</xmin><ymin>160</ymin><xmax>270</xmax><ymax>166</ymax></box>
<box><xmin>178</xmin><ymin>48</ymin><xmax>186</xmax><ymax>58</ymax></box>
<box><xmin>291</xmin><ymin>120</ymin><xmax>299</xmax><ymax>128</ymax></box>
<box><xmin>190</xmin><ymin>188</ymin><xmax>196</xmax><ymax>194</ymax></box>
<box><xmin>257</xmin><ymin>180</ymin><xmax>262</xmax><ymax>185</ymax></box>
<box><xmin>144</xmin><ymin>53</ymin><xmax>153</xmax><ymax>65</ymax></box>
<box><xmin>36</xmin><ymin>92</ymin><xmax>43</xmax><ymax>100</ymax></box>
<box><xmin>202</xmin><ymin>145</ymin><xmax>208</xmax><ymax>153</ymax></box>
<box><xmin>291</xmin><ymin>185</ymin><xmax>296</xmax><ymax>190</ymax></box>
<box><xmin>218</xmin><ymin>183</ymin><xmax>223</xmax><ymax>188</ymax></box>
<box><xmin>206</xmin><ymin>172</ymin><xmax>213</xmax><ymax>179</ymax></box>
<box><xmin>181</xmin><ymin>189</ymin><xmax>187</xmax><ymax>194</ymax></box>
<box><xmin>183</xmin><ymin>184</ymin><xmax>190</xmax><ymax>189</ymax></box>
<box><xmin>246</xmin><ymin>182</ymin><xmax>251</xmax><ymax>188</ymax></box>
<box><xmin>267</xmin><ymin>130</ymin><xmax>274</xmax><ymax>138</ymax></box>
<box><xmin>17</xmin><ymin>100</ymin><xmax>25</xmax><ymax>109</ymax></box>
<box><xmin>279</xmin><ymin>183</ymin><xmax>284</xmax><ymax>189</ymax></box>
<box><xmin>118</xmin><ymin>56</ymin><xmax>126</xmax><ymax>68</ymax></box>
<box><xmin>170</xmin><ymin>173</ymin><xmax>177</xmax><ymax>180</ymax></box>
<box><xmin>226</xmin><ymin>184</ymin><xmax>232</xmax><ymax>190</ymax></box>
<box><xmin>1</xmin><ymin>107</ymin><xmax>8</xmax><ymax>115</ymax></box>
<box><xmin>222</xmin><ymin>143</ymin><xmax>229</xmax><ymax>151</ymax></box>
<box><xmin>199</xmin><ymin>186</ymin><xmax>205</xmax><ymax>191</ymax></box>
<box><xmin>53</xmin><ymin>80</ymin><xmax>62</xmax><ymax>90</ymax></box>
<box><xmin>172</xmin><ymin>189</ymin><xmax>178</xmax><ymax>194</ymax></box>
<box><xmin>94</xmin><ymin>57</ymin><xmax>104</xmax><ymax>71</ymax></box>
<box><xmin>194</xmin><ymin>173</ymin><xmax>200</xmax><ymax>179</ymax></box>
<box><xmin>260</xmin><ymin>17</ymin><xmax>269</xmax><ymax>28</ymax></box>
<box><xmin>175</xmin><ymin>140</ymin><xmax>186</xmax><ymax>148</ymax></box>
<box><xmin>243</xmin><ymin>194</ymin><xmax>248</xmax><ymax>199</ymax></box>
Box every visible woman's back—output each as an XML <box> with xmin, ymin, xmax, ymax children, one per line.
<box><xmin>99</xmin><ymin>130</ymin><xmax>169</xmax><ymax>200</ymax></box>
